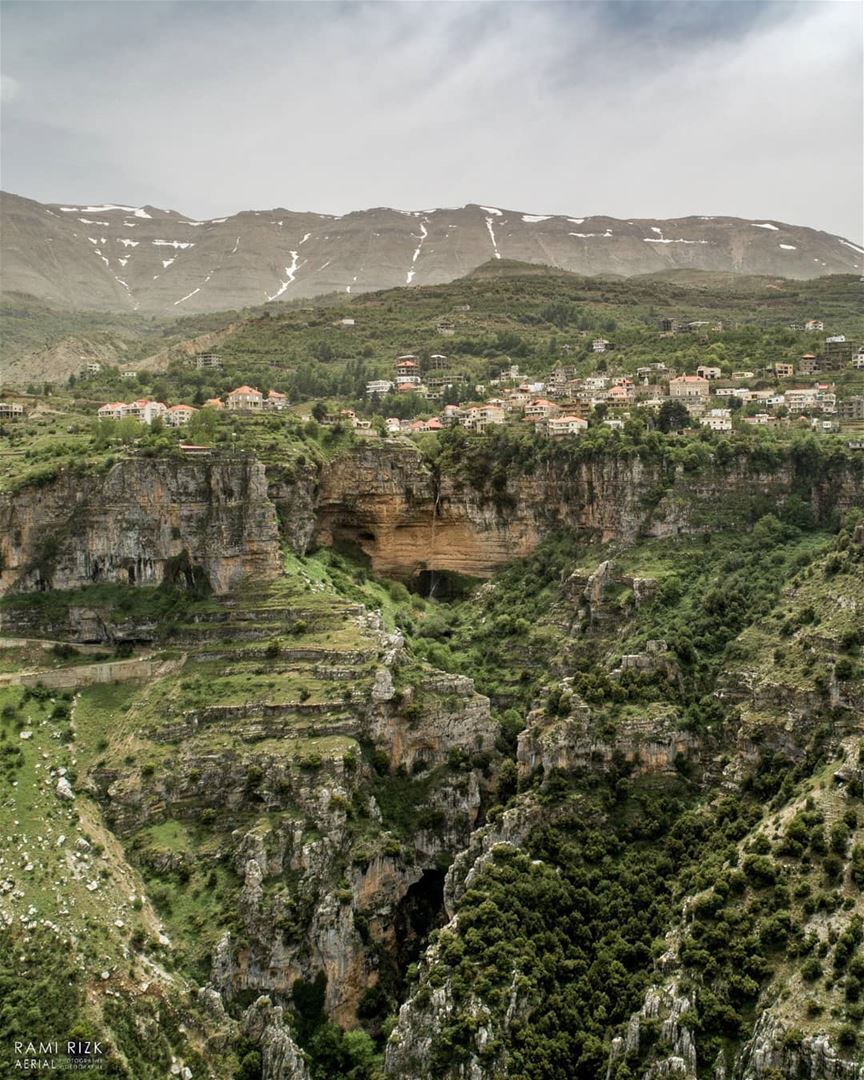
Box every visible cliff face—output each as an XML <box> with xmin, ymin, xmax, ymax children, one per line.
<box><xmin>0</xmin><ymin>457</ymin><xmax>281</xmax><ymax>596</ymax></box>
<box><xmin>316</xmin><ymin>443</ymin><xmax>863</xmax><ymax>580</ymax></box>
<box><xmin>2</xmin><ymin>444</ymin><xmax>862</xmax><ymax>600</ymax></box>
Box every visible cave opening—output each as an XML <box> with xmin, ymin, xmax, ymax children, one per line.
<box><xmin>393</xmin><ymin>867</ymin><xmax>446</xmax><ymax>971</ymax></box>
<box><xmin>414</xmin><ymin>569</ymin><xmax>479</xmax><ymax>600</ymax></box>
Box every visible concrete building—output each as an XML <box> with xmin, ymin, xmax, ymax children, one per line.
<box><xmin>700</xmin><ymin>408</ymin><xmax>733</xmax><ymax>432</ymax></box>
<box><xmin>367</xmin><ymin>380</ymin><xmax>394</xmax><ymax>397</ymax></box>
<box><xmin>669</xmin><ymin>375</ymin><xmax>710</xmax><ymax>400</ymax></box>
<box><xmin>838</xmin><ymin>397</ymin><xmax>864</xmax><ymax>421</ymax></box>
<box><xmin>165</xmin><ymin>404</ymin><xmax>197</xmax><ymax>427</ymax></box>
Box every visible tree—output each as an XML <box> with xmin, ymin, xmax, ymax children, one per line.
<box><xmin>115</xmin><ymin>416</ymin><xmax>142</xmax><ymax>444</ymax></box>
<box><xmin>658</xmin><ymin>399</ymin><xmax>691</xmax><ymax>433</ymax></box>
<box><xmin>311</xmin><ymin>401</ymin><xmax>328</xmax><ymax>422</ymax></box>
<box><xmin>187</xmin><ymin>406</ymin><xmax>218</xmax><ymax>442</ymax></box>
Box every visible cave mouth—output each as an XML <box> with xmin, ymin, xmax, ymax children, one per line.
<box><xmin>394</xmin><ymin>868</ymin><xmax>446</xmax><ymax>970</ymax></box>
<box><xmin>414</xmin><ymin>569</ymin><xmax>480</xmax><ymax>600</ymax></box>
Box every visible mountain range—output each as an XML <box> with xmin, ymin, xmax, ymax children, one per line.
<box><xmin>2</xmin><ymin>190</ymin><xmax>862</xmax><ymax>315</ymax></box>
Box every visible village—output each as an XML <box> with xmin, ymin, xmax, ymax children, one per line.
<box><xmin>61</xmin><ymin>324</ymin><xmax>864</xmax><ymax>442</ymax></box>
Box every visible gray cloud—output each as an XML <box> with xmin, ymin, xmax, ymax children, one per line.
<box><xmin>1</xmin><ymin>0</ymin><xmax>861</xmax><ymax>240</ymax></box>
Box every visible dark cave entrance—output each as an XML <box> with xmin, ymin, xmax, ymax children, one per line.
<box><xmin>394</xmin><ymin>867</ymin><xmax>447</xmax><ymax>970</ymax></box>
<box><xmin>414</xmin><ymin>569</ymin><xmax>479</xmax><ymax>600</ymax></box>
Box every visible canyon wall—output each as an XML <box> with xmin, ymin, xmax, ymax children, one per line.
<box><xmin>315</xmin><ymin>442</ymin><xmax>863</xmax><ymax>580</ymax></box>
<box><xmin>2</xmin><ymin>442</ymin><xmax>862</xmax><ymax>598</ymax></box>
<box><xmin>0</xmin><ymin>457</ymin><xmax>280</xmax><ymax>595</ymax></box>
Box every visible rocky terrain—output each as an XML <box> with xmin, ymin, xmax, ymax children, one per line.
<box><xmin>2</xmin><ymin>191</ymin><xmax>861</xmax><ymax>314</ymax></box>
<box><xmin>2</xmin><ymin>441</ymin><xmax>863</xmax><ymax>598</ymax></box>
<box><xmin>0</xmin><ymin>437</ymin><xmax>862</xmax><ymax>1079</ymax></box>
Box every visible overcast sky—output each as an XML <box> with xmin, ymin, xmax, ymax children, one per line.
<box><xmin>2</xmin><ymin>0</ymin><xmax>862</xmax><ymax>239</ymax></box>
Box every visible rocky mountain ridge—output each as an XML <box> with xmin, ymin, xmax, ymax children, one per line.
<box><xmin>2</xmin><ymin>191</ymin><xmax>861</xmax><ymax>314</ymax></box>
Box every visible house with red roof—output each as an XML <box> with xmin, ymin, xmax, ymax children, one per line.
<box><xmin>227</xmin><ymin>386</ymin><xmax>263</xmax><ymax>411</ymax></box>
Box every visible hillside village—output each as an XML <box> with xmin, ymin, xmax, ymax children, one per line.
<box><xmin>41</xmin><ymin>324</ymin><xmax>864</xmax><ymax>442</ymax></box>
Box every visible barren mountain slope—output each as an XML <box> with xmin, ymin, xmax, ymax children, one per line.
<box><xmin>2</xmin><ymin>191</ymin><xmax>861</xmax><ymax>314</ymax></box>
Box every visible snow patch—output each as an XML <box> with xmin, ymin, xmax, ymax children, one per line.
<box><xmin>162</xmin><ymin>258</ymin><xmax>175</xmax><ymax>268</ymax></box>
<box><xmin>117</xmin><ymin>239</ymin><xmax>139</xmax><ymax>248</ymax></box>
<box><xmin>750</xmin><ymin>222</ymin><xmax>779</xmax><ymax>231</ymax></box>
<box><xmin>485</xmin><ymin>216</ymin><xmax>501</xmax><ymax>259</ymax></box>
<box><xmin>118</xmin><ymin>257</ymin><xmax>129</xmax><ymax>268</ymax></box>
<box><xmin>406</xmin><ymin>219</ymin><xmax>429</xmax><ymax>284</ymax></box>
<box><xmin>480</xmin><ymin>206</ymin><xmax>503</xmax><ymax>216</ymax></box>
<box><xmin>152</xmin><ymin>239</ymin><xmax>195</xmax><ymax>249</ymax></box>
<box><xmin>267</xmin><ymin>251</ymin><xmax>303</xmax><ymax>301</ymax></box>
<box><xmin>113</xmin><ymin>274</ymin><xmax>138</xmax><ymax>308</ymax></box>
<box><xmin>567</xmin><ymin>218</ymin><xmax>585</xmax><ymax>225</ymax></box>
<box><xmin>522</xmin><ymin>214</ymin><xmax>551</xmax><ymax>223</ymax></box>
<box><xmin>174</xmin><ymin>270</ymin><xmax>214</xmax><ymax>306</ymax></box>
<box><xmin>650</xmin><ymin>227</ymin><xmax>662</xmax><ymax>234</ymax></box>
<box><xmin>643</xmin><ymin>237</ymin><xmax>709</xmax><ymax>245</ymax></box>
<box><xmin>61</xmin><ymin>204</ymin><xmax>152</xmax><ymax>218</ymax></box>
<box><xmin>838</xmin><ymin>238</ymin><xmax>864</xmax><ymax>255</ymax></box>
<box><xmin>78</xmin><ymin>218</ymin><xmax>110</xmax><ymax>226</ymax></box>
<box><xmin>230</xmin><ymin>236</ymin><xmax>240</xmax><ymax>255</ymax></box>
<box><xmin>569</xmin><ymin>230</ymin><xmax>614</xmax><ymax>239</ymax></box>
<box><xmin>779</xmin><ymin>244</ymin><xmax>797</xmax><ymax>251</ymax></box>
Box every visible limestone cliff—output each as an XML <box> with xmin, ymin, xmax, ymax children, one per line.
<box><xmin>0</xmin><ymin>456</ymin><xmax>280</xmax><ymax>596</ymax></box>
<box><xmin>2</xmin><ymin>443</ymin><xmax>862</xmax><ymax>601</ymax></box>
<box><xmin>315</xmin><ymin>442</ymin><xmax>864</xmax><ymax>580</ymax></box>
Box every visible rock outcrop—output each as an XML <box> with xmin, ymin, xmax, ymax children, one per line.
<box><xmin>241</xmin><ymin>997</ymin><xmax>310</xmax><ymax>1080</ymax></box>
<box><xmin>516</xmin><ymin>699</ymin><xmax>700</xmax><ymax>783</ymax></box>
<box><xmin>0</xmin><ymin>456</ymin><xmax>280</xmax><ymax>595</ymax></box>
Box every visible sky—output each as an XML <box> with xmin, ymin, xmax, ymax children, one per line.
<box><xmin>1</xmin><ymin>0</ymin><xmax>862</xmax><ymax>240</ymax></box>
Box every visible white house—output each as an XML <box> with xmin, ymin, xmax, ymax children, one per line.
<box><xmin>124</xmin><ymin>399</ymin><xmax>167</xmax><ymax>424</ymax></box>
<box><xmin>265</xmin><ymin>390</ymin><xmax>289</xmax><ymax>410</ymax></box>
<box><xmin>700</xmin><ymin>408</ymin><xmax>732</xmax><ymax>432</ymax></box>
<box><xmin>547</xmin><ymin>415</ymin><xmax>588</xmax><ymax>437</ymax></box>
<box><xmin>165</xmin><ymin>404</ymin><xmax>197</xmax><ymax>427</ymax></box>
<box><xmin>462</xmin><ymin>405</ymin><xmax>505</xmax><ymax>432</ymax></box>
<box><xmin>525</xmin><ymin>399</ymin><xmax>560</xmax><ymax>420</ymax></box>
<box><xmin>367</xmin><ymin>380</ymin><xmax>394</xmax><ymax>396</ymax></box>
